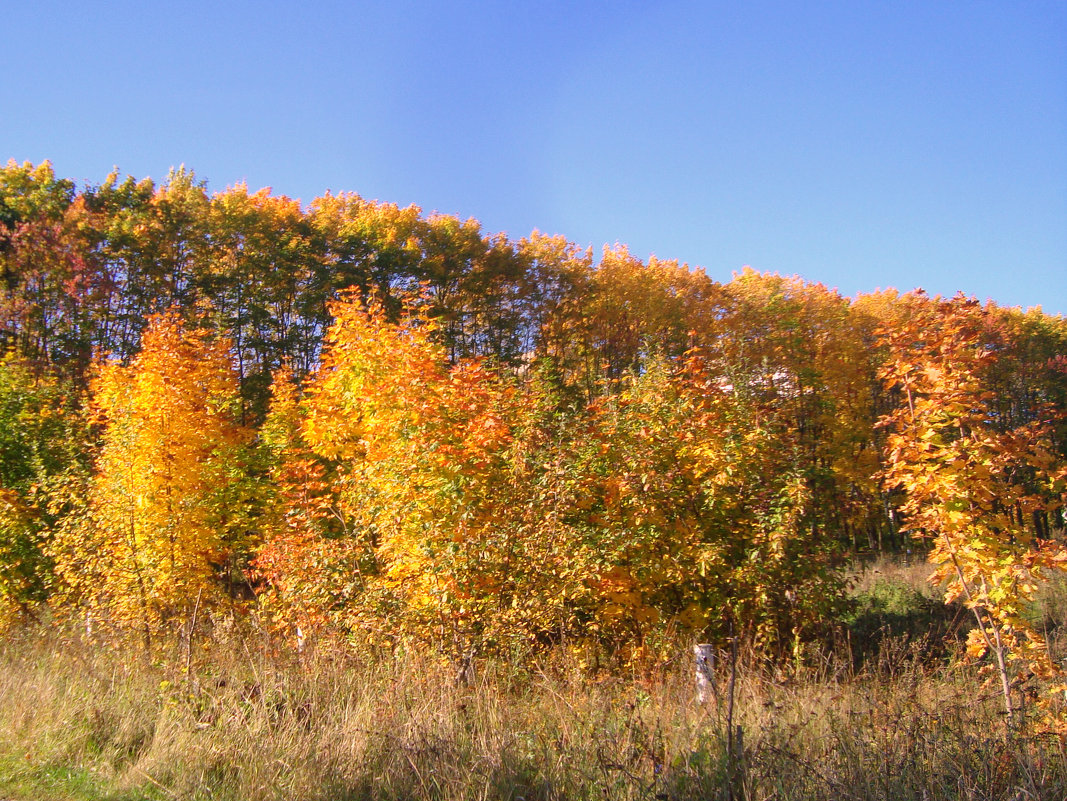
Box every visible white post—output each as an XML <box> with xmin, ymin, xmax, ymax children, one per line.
<box><xmin>694</xmin><ymin>643</ymin><xmax>716</xmax><ymax>704</ymax></box>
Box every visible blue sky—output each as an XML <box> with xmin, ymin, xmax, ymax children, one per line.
<box><xmin>3</xmin><ymin>1</ymin><xmax>1065</xmax><ymax>314</ymax></box>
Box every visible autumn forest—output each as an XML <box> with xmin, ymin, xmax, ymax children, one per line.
<box><xmin>3</xmin><ymin>158</ymin><xmax>1067</xmax><ymax>774</ymax></box>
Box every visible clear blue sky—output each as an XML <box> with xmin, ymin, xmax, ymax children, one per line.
<box><xmin>3</xmin><ymin>1</ymin><xmax>1065</xmax><ymax>314</ymax></box>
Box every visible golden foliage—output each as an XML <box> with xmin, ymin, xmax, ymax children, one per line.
<box><xmin>65</xmin><ymin>311</ymin><xmax>249</xmax><ymax>641</ymax></box>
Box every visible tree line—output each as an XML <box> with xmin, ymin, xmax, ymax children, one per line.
<box><xmin>1</xmin><ymin>160</ymin><xmax>1066</xmax><ymax>697</ymax></box>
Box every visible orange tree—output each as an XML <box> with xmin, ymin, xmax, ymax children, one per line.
<box><xmin>879</xmin><ymin>293</ymin><xmax>1067</xmax><ymax>726</ymax></box>
<box><xmin>253</xmin><ymin>364</ymin><xmax>364</xmax><ymax>645</ymax></box>
<box><xmin>259</xmin><ymin>293</ymin><xmax>570</xmax><ymax>655</ymax></box>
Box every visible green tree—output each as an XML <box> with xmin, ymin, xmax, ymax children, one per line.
<box><xmin>0</xmin><ymin>355</ymin><xmax>88</xmax><ymax>624</ymax></box>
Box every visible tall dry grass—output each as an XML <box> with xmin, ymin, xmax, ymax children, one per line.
<box><xmin>2</xmin><ymin>609</ymin><xmax>1066</xmax><ymax>801</ymax></box>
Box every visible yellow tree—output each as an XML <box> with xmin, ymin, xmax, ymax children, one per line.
<box><xmin>559</xmin><ymin>351</ymin><xmax>847</xmax><ymax>660</ymax></box>
<box><xmin>560</xmin><ymin>246</ymin><xmax>721</xmax><ymax>393</ymax></box>
<box><xmin>718</xmin><ymin>269</ymin><xmax>885</xmax><ymax>552</ymax></box>
<box><xmin>879</xmin><ymin>294</ymin><xmax>1067</xmax><ymax>726</ymax></box>
<box><xmin>299</xmin><ymin>293</ymin><xmax>538</xmax><ymax>648</ymax></box>
<box><xmin>76</xmin><ymin>311</ymin><xmax>249</xmax><ymax>646</ymax></box>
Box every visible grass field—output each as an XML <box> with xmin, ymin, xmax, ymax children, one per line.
<box><xmin>2</xmin><ymin>558</ymin><xmax>1066</xmax><ymax>801</ymax></box>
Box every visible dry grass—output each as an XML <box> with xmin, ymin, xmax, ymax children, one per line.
<box><xmin>846</xmin><ymin>553</ymin><xmax>941</xmax><ymax>601</ymax></box>
<box><xmin>2</xmin><ymin>612</ymin><xmax>1066</xmax><ymax>801</ymax></box>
